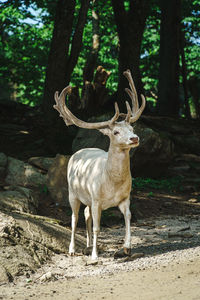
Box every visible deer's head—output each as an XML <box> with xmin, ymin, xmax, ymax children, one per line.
<box><xmin>54</xmin><ymin>70</ymin><xmax>145</xmax><ymax>149</ymax></box>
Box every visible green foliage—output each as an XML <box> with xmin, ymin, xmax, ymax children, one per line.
<box><xmin>132</xmin><ymin>177</ymin><xmax>183</xmax><ymax>192</ymax></box>
<box><xmin>72</xmin><ymin>0</ymin><xmax>119</xmax><ymax>93</ymax></box>
<box><xmin>0</xmin><ymin>2</ymin><xmax>53</xmax><ymax>105</ymax></box>
<box><xmin>140</xmin><ymin>0</ymin><xmax>200</xmax><ymax>111</ymax></box>
<box><xmin>182</xmin><ymin>0</ymin><xmax>200</xmax><ymax>78</ymax></box>
<box><xmin>39</xmin><ymin>184</ymin><xmax>48</xmax><ymax>194</ymax></box>
<box><xmin>140</xmin><ymin>3</ymin><xmax>160</xmax><ymax>104</ymax></box>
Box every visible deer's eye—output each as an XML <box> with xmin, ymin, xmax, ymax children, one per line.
<box><xmin>114</xmin><ymin>130</ymin><xmax>119</xmax><ymax>135</ymax></box>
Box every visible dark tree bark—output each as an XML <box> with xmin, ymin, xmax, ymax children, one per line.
<box><xmin>112</xmin><ymin>0</ymin><xmax>150</xmax><ymax>111</ymax></box>
<box><xmin>157</xmin><ymin>0</ymin><xmax>181</xmax><ymax>116</ymax></box>
<box><xmin>180</xmin><ymin>29</ymin><xmax>191</xmax><ymax>118</ymax></box>
<box><xmin>69</xmin><ymin>65</ymin><xmax>111</xmax><ymax>119</ymax></box>
<box><xmin>42</xmin><ymin>0</ymin><xmax>90</xmax><ymax>124</ymax></box>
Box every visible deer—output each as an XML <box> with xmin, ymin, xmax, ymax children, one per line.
<box><xmin>53</xmin><ymin>70</ymin><xmax>145</xmax><ymax>260</ymax></box>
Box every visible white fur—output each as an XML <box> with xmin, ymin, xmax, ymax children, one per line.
<box><xmin>68</xmin><ymin>120</ymin><xmax>139</xmax><ymax>259</ymax></box>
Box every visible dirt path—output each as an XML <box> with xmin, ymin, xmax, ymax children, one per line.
<box><xmin>1</xmin><ymin>257</ymin><xmax>200</xmax><ymax>300</ymax></box>
<box><xmin>1</xmin><ymin>216</ymin><xmax>200</xmax><ymax>300</ymax></box>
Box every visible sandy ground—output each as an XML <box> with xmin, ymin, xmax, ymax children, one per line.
<box><xmin>1</xmin><ymin>257</ymin><xmax>200</xmax><ymax>300</ymax></box>
<box><xmin>1</xmin><ymin>215</ymin><xmax>200</xmax><ymax>300</ymax></box>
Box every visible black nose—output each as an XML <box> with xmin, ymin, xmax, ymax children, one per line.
<box><xmin>130</xmin><ymin>137</ymin><xmax>139</xmax><ymax>143</ymax></box>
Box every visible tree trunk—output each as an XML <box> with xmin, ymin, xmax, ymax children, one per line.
<box><xmin>180</xmin><ymin>29</ymin><xmax>191</xmax><ymax>118</ymax></box>
<box><xmin>42</xmin><ymin>0</ymin><xmax>90</xmax><ymax>124</ymax></box>
<box><xmin>157</xmin><ymin>0</ymin><xmax>181</xmax><ymax>116</ymax></box>
<box><xmin>112</xmin><ymin>0</ymin><xmax>149</xmax><ymax>111</ymax></box>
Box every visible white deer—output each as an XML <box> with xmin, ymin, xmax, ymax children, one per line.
<box><xmin>54</xmin><ymin>70</ymin><xmax>145</xmax><ymax>260</ymax></box>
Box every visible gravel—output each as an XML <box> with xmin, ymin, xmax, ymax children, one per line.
<box><xmin>11</xmin><ymin>215</ymin><xmax>200</xmax><ymax>285</ymax></box>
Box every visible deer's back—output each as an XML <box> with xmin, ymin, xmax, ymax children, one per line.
<box><xmin>67</xmin><ymin>148</ymin><xmax>107</xmax><ymax>205</ymax></box>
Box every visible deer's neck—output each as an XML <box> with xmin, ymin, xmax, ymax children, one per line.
<box><xmin>106</xmin><ymin>142</ymin><xmax>131</xmax><ymax>182</ymax></box>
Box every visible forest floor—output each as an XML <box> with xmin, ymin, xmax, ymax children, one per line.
<box><xmin>1</xmin><ymin>183</ymin><xmax>200</xmax><ymax>299</ymax></box>
<box><xmin>1</xmin><ymin>214</ymin><xmax>200</xmax><ymax>300</ymax></box>
<box><xmin>1</xmin><ymin>100</ymin><xmax>200</xmax><ymax>299</ymax></box>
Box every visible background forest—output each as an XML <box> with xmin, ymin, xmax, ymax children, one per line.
<box><xmin>1</xmin><ymin>0</ymin><xmax>200</xmax><ymax>121</ymax></box>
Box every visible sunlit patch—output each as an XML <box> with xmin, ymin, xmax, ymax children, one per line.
<box><xmin>19</xmin><ymin>130</ymin><xmax>29</xmax><ymax>134</ymax></box>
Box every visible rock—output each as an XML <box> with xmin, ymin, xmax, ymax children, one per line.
<box><xmin>181</xmin><ymin>185</ymin><xmax>196</xmax><ymax>192</ymax></box>
<box><xmin>47</xmin><ymin>154</ymin><xmax>71</xmax><ymax>207</ymax></box>
<box><xmin>0</xmin><ymin>167</ymin><xmax>5</xmax><ymax>178</ymax></box>
<box><xmin>177</xmin><ymin>226</ymin><xmax>190</xmax><ymax>232</ymax></box>
<box><xmin>169</xmin><ymin>164</ymin><xmax>190</xmax><ymax>173</ymax></box>
<box><xmin>85</xmin><ymin>259</ymin><xmax>99</xmax><ymax>266</ymax></box>
<box><xmin>0</xmin><ymin>153</ymin><xmax>7</xmax><ymax>167</ymax></box>
<box><xmin>28</xmin><ymin>157</ymin><xmax>55</xmax><ymax>171</ymax></box>
<box><xmin>39</xmin><ymin>271</ymin><xmax>56</xmax><ymax>282</ymax></box>
<box><xmin>118</xmin><ymin>253</ymin><xmax>145</xmax><ymax>263</ymax></box>
<box><xmin>5</xmin><ymin>157</ymin><xmax>46</xmax><ymax>188</ymax></box>
<box><xmin>132</xmin><ymin>123</ymin><xmax>175</xmax><ymax>177</ymax></box>
<box><xmin>176</xmin><ymin>154</ymin><xmax>200</xmax><ymax>163</ymax></box>
<box><xmin>114</xmin><ymin>248</ymin><xmax>131</xmax><ymax>259</ymax></box>
<box><xmin>188</xmin><ymin>198</ymin><xmax>198</xmax><ymax>203</ymax></box>
<box><xmin>0</xmin><ymin>265</ymin><xmax>11</xmax><ymax>285</ymax></box>
<box><xmin>172</xmin><ymin>135</ymin><xmax>200</xmax><ymax>155</ymax></box>
<box><xmin>168</xmin><ymin>232</ymin><xmax>194</xmax><ymax>238</ymax></box>
<box><xmin>0</xmin><ymin>210</ymin><xmax>86</xmax><ymax>280</ymax></box>
<box><xmin>0</xmin><ymin>153</ymin><xmax>7</xmax><ymax>179</ymax></box>
<box><xmin>0</xmin><ymin>186</ymin><xmax>38</xmax><ymax>213</ymax></box>
<box><xmin>72</xmin><ymin>126</ymin><xmax>109</xmax><ymax>153</ymax></box>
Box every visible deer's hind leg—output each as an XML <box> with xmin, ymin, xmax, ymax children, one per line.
<box><xmin>84</xmin><ymin>206</ymin><xmax>92</xmax><ymax>247</ymax></box>
<box><xmin>69</xmin><ymin>191</ymin><xmax>81</xmax><ymax>255</ymax></box>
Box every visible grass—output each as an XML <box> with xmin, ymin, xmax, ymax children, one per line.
<box><xmin>132</xmin><ymin>176</ymin><xmax>183</xmax><ymax>193</ymax></box>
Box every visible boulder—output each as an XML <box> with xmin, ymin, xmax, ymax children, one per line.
<box><xmin>5</xmin><ymin>157</ymin><xmax>46</xmax><ymax>188</ymax></box>
<box><xmin>28</xmin><ymin>156</ymin><xmax>55</xmax><ymax>171</ymax></box>
<box><xmin>72</xmin><ymin>128</ymin><xmax>109</xmax><ymax>153</ymax></box>
<box><xmin>0</xmin><ymin>152</ymin><xmax>7</xmax><ymax>167</ymax></box>
<box><xmin>0</xmin><ymin>186</ymin><xmax>38</xmax><ymax>214</ymax></box>
<box><xmin>0</xmin><ymin>264</ymin><xmax>11</xmax><ymax>285</ymax></box>
<box><xmin>0</xmin><ymin>210</ymin><xmax>86</xmax><ymax>280</ymax></box>
<box><xmin>0</xmin><ymin>152</ymin><xmax>7</xmax><ymax>179</ymax></box>
<box><xmin>72</xmin><ymin>119</ymin><xmax>175</xmax><ymax>177</ymax></box>
<box><xmin>132</xmin><ymin>123</ymin><xmax>175</xmax><ymax>177</ymax></box>
<box><xmin>47</xmin><ymin>154</ymin><xmax>71</xmax><ymax>207</ymax></box>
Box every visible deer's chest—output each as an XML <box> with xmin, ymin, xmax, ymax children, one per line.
<box><xmin>99</xmin><ymin>177</ymin><xmax>131</xmax><ymax>210</ymax></box>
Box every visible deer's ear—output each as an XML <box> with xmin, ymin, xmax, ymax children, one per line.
<box><xmin>99</xmin><ymin>128</ymin><xmax>111</xmax><ymax>136</ymax></box>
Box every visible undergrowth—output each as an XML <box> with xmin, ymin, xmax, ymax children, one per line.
<box><xmin>132</xmin><ymin>176</ymin><xmax>183</xmax><ymax>192</ymax></box>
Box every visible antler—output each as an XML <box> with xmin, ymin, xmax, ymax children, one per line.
<box><xmin>121</xmin><ymin>69</ymin><xmax>146</xmax><ymax>123</ymax></box>
<box><xmin>53</xmin><ymin>86</ymin><xmax>120</xmax><ymax>129</ymax></box>
<box><xmin>54</xmin><ymin>70</ymin><xmax>145</xmax><ymax>128</ymax></box>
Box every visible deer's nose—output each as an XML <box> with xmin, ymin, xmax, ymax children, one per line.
<box><xmin>130</xmin><ymin>137</ymin><xmax>139</xmax><ymax>143</ymax></box>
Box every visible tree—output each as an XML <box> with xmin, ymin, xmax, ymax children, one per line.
<box><xmin>42</xmin><ymin>0</ymin><xmax>90</xmax><ymax>123</ymax></box>
<box><xmin>157</xmin><ymin>0</ymin><xmax>181</xmax><ymax>116</ymax></box>
<box><xmin>0</xmin><ymin>1</ymin><xmax>52</xmax><ymax>105</ymax></box>
<box><xmin>112</xmin><ymin>0</ymin><xmax>150</xmax><ymax>111</ymax></box>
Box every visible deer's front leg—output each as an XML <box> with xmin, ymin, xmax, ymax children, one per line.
<box><xmin>118</xmin><ymin>199</ymin><xmax>132</xmax><ymax>255</ymax></box>
<box><xmin>91</xmin><ymin>202</ymin><xmax>101</xmax><ymax>260</ymax></box>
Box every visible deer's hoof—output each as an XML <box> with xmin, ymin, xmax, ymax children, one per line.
<box><xmin>123</xmin><ymin>247</ymin><xmax>131</xmax><ymax>256</ymax></box>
